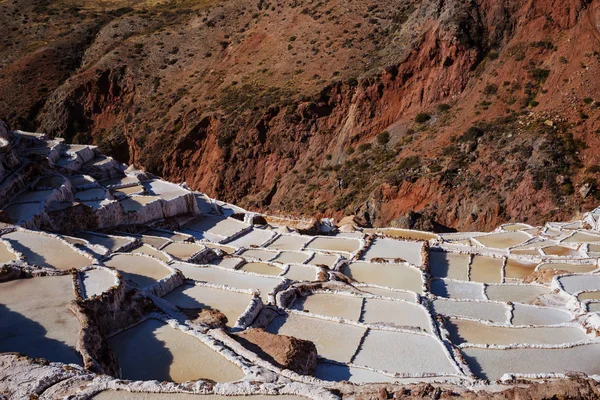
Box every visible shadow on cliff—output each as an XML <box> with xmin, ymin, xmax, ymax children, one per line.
<box><xmin>0</xmin><ymin>303</ymin><xmax>82</xmax><ymax>365</ymax></box>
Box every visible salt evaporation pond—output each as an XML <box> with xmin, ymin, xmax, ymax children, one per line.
<box><xmin>161</xmin><ymin>242</ymin><xmax>205</xmax><ymax>260</ymax></box>
<box><xmin>360</xmin><ymin>287</ymin><xmax>417</xmax><ymax>301</ymax></box>
<box><xmin>110</xmin><ymin>184</ymin><xmax>145</xmax><ymax>197</ymax></box>
<box><xmin>75</xmin><ymin>188</ymin><xmax>107</xmax><ymax>201</ymax></box>
<box><xmin>504</xmin><ymin>258</ymin><xmax>538</xmax><ymax>281</ymax></box>
<box><xmin>226</xmin><ymin>228</ymin><xmax>274</xmax><ymax>248</ymax></box>
<box><xmin>108</xmin><ymin>319</ymin><xmax>245</xmax><ymax>383</ymax></box>
<box><xmin>485</xmin><ymin>284</ymin><xmax>550</xmax><ymax>304</ymax></box>
<box><xmin>469</xmin><ymin>256</ymin><xmax>503</xmax><ymax>284</ymax></box>
<box><xmin>241</xmin><ymin>249</ymin><xmax>276</xmax><ymax>261</ymax></box>
<box><xmin>461</xmin><ymin>344</ymin><xmax>600</xmax><ymax>380</ymax></box>
<box><xmin>362</xmin><ymin>237</ymin><xmax>423</xmax><ymax>266</ymax></box>
<box><xmin>93</xmin><ymin>392</ymin><xmax>308</xmax><ymax>400</ymax></box>
<box><xmin>432</xmin><ymin>299</ymin><xmax>509</xmax><ymax>323</ymax></box>
<box><xmin>11</xmin><ymin>189</ymin><xmax>53</xmax><ymax>203</ymax></box>
<box><xmin>239</xmin><ymin>262</ymin><xmax>283</xmax><ymax>276</ymax></box>
<box><xmin>563</xmin><ymin>231</ymin><xmax>600</xmax><ymax>243</ymax></box>
<box><xmin>272</xmin><ymin>251</ymin><xmax>310</xmax><ymax>264</ymax></box>
<box><xmin>577</xmin><ymin>291</ymin><xmax>600</xmax><ymax>301</ymax></box>
<box><xmin>204</xmin><ymin>242</ymin><xmax>236</xmax><ymax>254</ymax></box>
<box><xmin>361</xmin><ymin>298</ymin><xmax>431</xmax><ymax>331</ymax></box>
<box><xmin>211</xmin><ymin>256</ymin><xmax>243</xmax><ymax>269</ymax></box>
<box><xmin>502</xmin><ymin>223</ymin><xmax>531</xmax><ymax>231</ymax></box>
<box><xmin>306</xmin><ymin>237</ymin><xmax>361</xmax><ymax>253</ymax></box>
<box><xmin>353</xmin><ymin>330</ymin><xmax>458</xmax><ymax>375</ymax></box>
<box><xmin>0</xmin><ymin>276</ymin><xmax>81</xmax><ymax>365</ymax></box>
<box><xmin>76</xmin><ymin>232</ymin><xmax>133</xmax><ymax>252</ymax></box>
<box><xmin>267</xmin><ymin>234</ymin><xmax>310</xmax><ymax>251</ymax></box>
<box><xmin>537</xmin><ymin>262</ymin><xmax>597</xmax><ymax>273</ymax></box>
<box><xmin>283</xmin><ymin>264</ymin><xmax>318</xmax><ymax>281</ymax></box>
<box><xmin>291</xmin><ymin>293</ymin><xmax>363</xmax><ymax>320</ymax></box>
<box><xmin>541</xmin><ymin>246</ymin><xmax>580</xmax><ymax>257</ymax></box>
<box><xmin>445</xmin><ymin>319</ymin><xmax>586</xmax><ymax>345</ymax></box>
<box><xmin>511</xmin><ymin>304</ymin><xmax>573</xmax><ymax>325</ymax></box>
<box><xmin>0</xmin><ymin>241</ymin><xmax>17</xmax><ymax>263</ymax></box>
<box><xmin>80</xmin><ymin>269</ymin><xmax>117</xmax><ymax>298</ymax></box>
<box><xmin>143</xmin><ymin>229</ymin><xmax>191</xmax><ymax>242</ymax></box>
<box><xmin>315</xmin><ymin>362</ymin><xmax>397</xmax><ymax>383</ymax></box>
<box><xmin>103</xmin><ymin>254</ymin><xmax>171</xmax><ymax>289</ymax></box>
<box><xmin>588</xmin><ymin>302</ymin><xmax>600</xmax><ymax>312</ymax></box>
<box><xmin>3</xmin><ymin>230</ymin><xmax>92</xmax><ymax>270</ymax></box>
<box><xmin>121</xmin><ymin>196</ymin><xmax>160</xmax><ymax>212</ymax></box>
<box><xmin>369</xmin><ymin>228</ymin><xmax>438</xmax><ymax>240</ymax></box>
<box><xmin>343</xmin><ymin>262</ymin><xmax>423</xmax><ymax>294</ymax></box>
<box><xmin>431</xmin><ymin>279</ymin><xmax>485</xmax><ymax>300</ymax></box>
<box><xmin>558</xmin><ymin>275</ymin><xmax>600</xmax><ymax>295</ymax></box>
<box><xmin>429</xmin><ymin>252</ymin><xmax>469</xmax><ymax>280</ymax></box>
<box><xmin>142</xmin><ymin>179</ymin><xmax>190</xmax><ymax>200</ymax></box>
<box><xmin>266</xmin><ymin>313</ymin><xmax>365</xmax><ymax>363</ymax></box>
<box><xmin>34</xmin><ymin>175</ymin><xmax>64</xmax><ymax>189</ymax></box>
<box><xmin>308</xmin><ymin>253</ymin><xmax>339</xmax><ymax>267</ymax></box>
<box><xmin>185</xmin><ymin>216</ymin><xmax>249</xmax><ymax>238</ymax></box>
<box><xmin>4</xmin><ymin>202</ymin><xmax>42</xmax><ymax>223</ymax></box>
<box><xmin>130</xmin><ymin>244</ymin><xmax>170</xmax><ymax>262</ymax></box>
<box><xmin>163</xmin><ymin>284</ymin><xmax>252</xmax><ymax>328</ymax></box>
<box><xmin>475</xmin><ymin>231</ymin><xmax>530</xmax><ymax>248</ymax></box>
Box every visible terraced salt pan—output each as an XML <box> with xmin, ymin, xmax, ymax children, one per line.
<box><xmin>4</xmin><ymin>202</ymin><xmax>42</xmax><ymax>223</ymax></box>
<box><xmin>469</xmin><ymin>256</ymin><xmax>503</xmax><ymax>284</ymax></box>
<box><xmin>353</xmin><ymin>330</ymin><xmax>458</xmax><ymax>375</ymax></box>
<box><xmin>361</xmin><ymin>238</ymin><xmax>423</xmax><ymax>266</ymax></box>
<box><xmin>461</xmin><ymin>344</ymin><xmax>600</xmax><ymax>381</ymax></box>
<box><xmin>163</xmin><ymin>284</ymin><xmax>252</xmax><ymax>328</ymax></box>
<box><xmin>93</xmin><ymin>392</ymin><xmax>308</xmax><ymax>400</ymax></box>
<box><xmin>99</xmin><ymin>175</ymin><xmax>139</xmax><ymax>188</ymax></box>
<box><xmin>142</xmin><ymin>179</ymin><xmax>190</xmax><ymax>200</ymax></box>
<box><xmin>75</xmin><ymin>188</ymin><xmax>107</xmax><ymax>201</ymax></box>
<box><xmin>511</xmin><ymin>304</ymin><xmax>572</xmax><ymax>325</ymax></box>
<box><xmin>267</xmin><ymin>234</ymin><xmax>311</xmax><ymax>251</ymax></box>
<box><xmin>121</xmin><ymin>196</ymin><xmax>160</xmax><ymax>212</ymax></box>
<box><xmin>211</xmin><ymin>257</ymin><xmax>244</xmax><ymax>269</ymax></box>
<box><xmin>103</xmin><ymin>254</ymin><xmax>171</xmax><ymax>289</ymax></box>
<box><xmin>361</xmin><ymin>298</ymin><xmax>431</xmax><ymax>332</ymax></box>
<box><xmin>239</xmin><ymin>262</ymin><xmax>283</xmax><ymax>276</ymax></box>
<box><xmin>34</xmin><ymin>175</ymin><xmax>64</xmax><ymax>189</ymax></box>
<box><xmin>433</xmin><ymin>299</ymin><xmax>508</xmax><ymax>323</ymax></box>
<box><xmin>185</xmin><ymin>217</ymin><xmax>249</xmax><ymax>238</ymax></box>
<box><xmin>308</xmin><ymin>253</ymin><xmax>339</xmax><ymax>267</ymax></box>
<box><xmin>0</xmin><ymin>241</ymin><xmax>17</xmax><ymax>263</ymax></box>
<box><xmin>108</xmin><ymin>319</ymin><xmax>244</xmax><ymax>383</ymax></box>
<box><xmin>226</xmin><ymin>228</ymin><xmax>274</xmax><ymax>248</ymax></box>
<box><xmin>541</xmin><ymin>245</ymin><xmax>580</xmax><ymax>257</ymax></box>
<box><xmin>272</xmin><ymin>251</ymin><xmax>310</xmax><ymax>264</ymax></box>
<box><xmin>537</xmin><ymin>262</ymin><xmax>597</xmax><ymax>273</ymax></box>
<box><xmin>11</xmin><ymin>189</ymin><xmax>53</xmax><ymax>203</ymax></box>
<box><xmin>306</xmin><ymin>237</ymin><xmax>361</xmax><ymax>253</ymax></box>
<box><xmin>562</xmin><ymin>231</ymin><xmax>600</xmax><ymax>243</ymax></box>
<box><xmin>429</xmin><ymin>252</ymin><xmax>469</xmax><ymax>280</ymax></box>
<box><xmin>0</xmin><ymin>276</ymin><xmax>81</xmax><ymax>365</ymax></box>
<box><xmin>359</xmin><ymin>287</ymin><xmax>417</xmax><ymax>301</ymax></box>
<box><xmin>110</xmin><ymin>184</ymin><xmax>145</xmax><ymax>197</ymax></box>
<box><xmin>343</xmin><ymin>262</ymin><xmax>424</xmax><ymax>294</ymax></box>
<box><xmin>76</xmin><ymin>232</ymin><xmax>134</xmax><ymax>252</ymax></box>
<box><xmin>69</xmin><ymin>175</ymin><xmax>96</xmax><ymax>188</ymax></box>
<box><xmin>577</xmin><ymin>291</ymin><xmax>600</xmax><ymax>301</ymax></box>
<box><xmin>315</xmin><ymin>362</ymin><xmax>397</xmax><ymax>383</ymax></box>
<box><xmin>266</xmin><ymin>313</ymin><xmax>366</xmax><ymax>362</ymax></box>
<box><xmin>368</xmin><ymin>228</ymin><xmax>438</xmax><ymax>240</ymax></box>
<box><xmin>173</xmin><ymin>263</ymin><xmax>281</xmax><ymax>303</ymax></box>
<box><xmin>134</xmin><ymin>234</ymin><xmax>171</xmax><ymax>249</ymax></box>
<box><xmin>445</xmin><ymin>319</ymin><xmax>586</xmax><ymax>345</ymax></box>
<box><xmin>485</xmin><ymin>284</ymin><xmax>550</xmax><ymax>304</ymax></box>
<box><xmin>475</xmin><ymin>231</ymin><xmax>530</xmax><ymax>249</ymax></box>
<box><xmin>130</xmin><ymin>244</ymin><xmax>170</xmax><ymax>263</ymax></box>
<box><xmin>283</xmin><ymin>265</ymin><xmax>318</xmax><ymax>281</ymax></box>
<box><xmin>558</xmin><ymin>275</ymin><xmax>600</xmax><ymax>295</ymax></box>
<box><xmin>162</xmin><ymin>242</ymin><xmax>205</xmax><ymax>260</ymax></box>
<box><xmin>291</xmin><ymin>293</ymin><xmax>363</xmax><ymax>320</ymax></box>
<box><xmin>431</xmin><ymin>279</ymin><xmax>485</xmax><ymax>300</ymax></box>
<box><xmin>3</xmin><ymin>230</ymin><xmax>92</xmax><ymax>270</ymax></box>
<box><xmin>502</xmin><ymin>223</ymin><xmax>531</xmax><ymax>231</ymax></box>
<box><xmin>504</xmin><ymin>258</ymin><xmax>538</xmax><ymax>281</ymax></box>
<box><xmin>588</xmin><ymin>302</ymin><xmax>600</xmax><ymax>312</ymax></box>
<box><xmin>204</xmin><ymin>243</ymin><xmax>236</xmax><ymax>254</ymax></box>
<box><xmin>240</xmin><ymin>248</ymin><xmax>276</xmax><ymax>261</ymax></box>
<box><xmin>144</xmin><ymin>229</ymin><xmax>192</xmax><ymax>242</ymax></box>
<box><xmin>81</xmin><ymin>269</ymin><xmax>117</xmax><ymax>298</ymax></box>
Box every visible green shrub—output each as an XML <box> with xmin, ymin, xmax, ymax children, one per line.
<box><xmin>483</xmin><ymin>83</ymin><xmax>498</xmax><ymax>95</ymax></box>
<box><xmin>437</xmin><ymin>103</ymin><xmax>451</xmax><ymax>112</ymax></box>
<box><xmin>415</xmin><ymin>113</ymin><xmax>431</xmax><ymax>123</ymax></box>
<box><xmin>377</xmin><ymin>131</ymin><xmax>390</xmax><ymax>145</ymax></box>
<box><xmin>346</xmin><ymin>146</ymin><xmax>355</xmax><ymax>155</ymax></box>
<box><xmin>584</xmin><ymin>97</ymin><xmax>594</xmax><ymax>104</ymax></box>
<box><xmin>358</xmin><ymin>143</ymin><xmax>372</xmax><ymax>152</ymax></box>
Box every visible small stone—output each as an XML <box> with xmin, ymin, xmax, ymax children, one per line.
<box><xmin>580</xmin><ymin>183</ymin><xmax>592</xmax><ymax>198</ymax></box>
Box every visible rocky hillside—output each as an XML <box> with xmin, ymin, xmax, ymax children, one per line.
<box><xmin>1</xmin><ymin>0</ymin><xmax>600</xmax><ymax>231</ymax></box>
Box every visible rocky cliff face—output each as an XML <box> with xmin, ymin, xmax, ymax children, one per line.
<box><xmin>1</xmin><ymin>0</ymin><xmax>599</xmax><ymax>231</ymax></box>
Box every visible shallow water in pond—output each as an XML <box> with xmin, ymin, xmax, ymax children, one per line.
<box><xmin>291</xmin><ymin>293</ymin><xmax>363</xmax><ymax>320</ymax></box>
<box><xmin>446</xmin><ymin>319</ymin><xmax>586</xmax><ymax>345</ymax></box>
<box><xmin>541</xmin><ymin>246</ymin><xmax>580</xmax><ymax>256</ymax></box>
<box><xmin>504</xmin><ymin>258</ymin><xmax>538</xmax><ymax>281</ymax></box>
<box><xmin>3</xmin><ymin>230</ymin><xmax>91</xmax><ymax>270</ymax></box>
<box><xmin>461</xmin><ymin>344</ymin><xmax>600</xmax><ymax>381</ymax></box>
<box><xmin>469</xmin><ymin>256</ymin><xmax>503</xmax><ymax>284</ymax></box>
<box><xmin>429</xmin><ymin>252</ymin><xmax>469</xmax><ymax>281</ymax></box>
<box><xmin>537</xmin><ymin>262</ymin><xmax>597</xmax><ymax>273</ymax></box>
<box><xmin>4</xmin><ymin>202</ymin><xmax>42</xmax><ymax>223</ymax></box>
<box><xmin>164</xmin><ymin>284</ymin><xmax>252</xmax><ymax>328</ymax></box>
<box><xmin>70</xmin><ymin>175</ymin><xmax>95</xmax><ymax>187</ymax></box>
<box><xmin>226</xmin><ymin>229</ymin><xmax>274</xmax><ymax>248</ymax></box>
<box><xmin>359</xmin><ymin>287</ymin><xmax>416</xmax><ymax>301</ymax></box>
<box><xmin>343</xmin><ymin>262</ymin><xmax>423</xmax><ymax>294</ymax></box>
<box><xmin>204</xmin><ymin>243</ymin><xmax>236</xmax><ymax>255</ymax></box>
<box><xmin>93</xmin><ymin>392</ymin><xmax>308</xmax><ymax>400</ymax></box>
<box><xmin>562</xmin><ymin>231</ymin><xmax>600</xmax><ymax>243</ymax></box>
<box><xmin>431</xmin><ymin>279</ymin><xmax>484</xmax><ymax>300</ymax></box>
<box><xmin>239</xmin><ymin>262</ymin><xmax>283</xmax><ymax>276</ymax></box>
<box><xmin>34</xmin><ymin>175</ymin><xmax>64</xmax><ymax>189</ymax></box>
<box><xmin>502</xmin><ymin>223</ymin><xmax>531</xmax><ymax>231</ymax></box>
<box><xmin>577</xmin><ymin>291</ymin><xmax>600</xmax><ymax>301</ymax></box>
<box><xmin>315</xmin><ymin>362</ymin><xmax>397</xmax><ymax>383</ymax></box>
<box><xmin>142</xmin><ymin>179</ymin><xmax>190</xmax><ymax>200</ymax></box>
<box><xmin>361</xmin><ymin>298</ymin><xmax>430</xmax><ymax>331</ymax></box>
<box><xmin>272</xmin><ymin>251</ymin><xmax>310</xmax><ymax>264</ymax></box>
<box><xmin>282</xmin><ymin>265</ymin><xmax>317</xmax><ymax>281</ymax></box>
<box><xmin>135</xmin><ymin>234</ymin><xmax>170</xmax><ymax>249</ymax></box>
<box><xmin>306</xmin><ymin>237</ymin><xmax>361</xmax><ymax>253</ymax></box>
<box><xmin>103</xmin><ymin>254</ymin><xmax>170</xmax><ymax>288</ymax></box>
<box><xmin>121</xmin><ymin>196</ymin><xmax>160</xmax><ymax>212</ymax></box>
<box><xmin>511</xmin><ymin>304</ymin><xmax>572</xmax><ymax>325</ymax></box>
<box><xmin>476</xmin><ymin>231</ymin><xmax>530</xmax><ymax>249</ymax></box>
<box><xmin>353</xmin><ymin>330</ymin><xmax>457</xmax><ymax>375</ymax></box>
<box><xmin>81</xmin><ymin>269</ymin><xmax>117</xmax><ymax>298</ymax></box>
<box><xmin>0</xmin><ymin>241</ymin><xmax>17</xmax><ymax>263</ymax></box>
<box><xmin>368</xmin><ymin>228</ymin><xmax>438</xmax><ymax>240</ymax></box>
<box><xmin>308</xmin><ymin>253</ymin><xmax>339</xmax><ymax>267</ymax></box>
<box><xmin>74</xmin><ymin>188</ymin><xmax>107</xmax><ymax>201</ymax></box>
<box><xmin>144</xmin><ymin>229</ymin><xmax>191</xmax><ymax>242</ymax></box>
<box><xmin>76</xmin><ymin>232</ymin><xmax>133</xmax><ymax>252</ymax></box>
<box><xmin>558</xmin><ymin>275</ymin><xmax>600</xmax><ymax>295</ymax></box>
<box><xmin>240</xmin><ymin>248</ymin><xmax>276</xmax><ymax>261</ymax></box>
<box><xmin>266</xmin><ymin>313</ymin><xmax>365</xmax><ymax>363</ymax></box>
<box><xmin>108</xmin><ymin>319</ymin><xmax>245</xmax><ymax>383</ymax></box>
<box><xmin>111</xmin><ymin>185</ymin><xmax>145</xmax><ymax>197</ymax></box>
<box><xmin>362</xmin><ymin>237</ymin><xmax>422</xmax><ymax>266</ymax></box>
<box><xmin>162</xmin><ymin>242</ymin><xmax>205</xmax><ymax>260</ymax></box>
<box><xmin>267</xmin><ymin>235</ymin><xmax>310</xmax><ymax>251</ymax></box>
<box><xmin>130</xmin><ymin>244</ymin><xmax>170</xmax><ymax>262</ymax></box>
<box><xmin>0</xmin><ymin>275</ymin><xmax>81</xmax><ymax>365</ymax></box>
<box><xmin>588</xmin><ymin>302</ymin><xmax>600</xmax><ymax>312</ymax></box>
<box><xmin>185</xmin><ymin>216</ymin><xmax>249</xmax><ymax>238</ymax></box>
<box><xmin>12</xmin><ymin>189</ymin><xmax>53</xmax><ymax>203</ymax></box>
<box><xmin>485</xmin><ymin>284</ymin><xmax>550</xmax><ymax>304</ymax></box>
<box><xmin>432</xmin><ymin>299</ymin><xmax>508</xmax><ymax>323</ymax></box>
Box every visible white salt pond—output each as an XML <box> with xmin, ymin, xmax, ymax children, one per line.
<box><xmin>185</xmin><ymin>217</ymin><xmax>249</xmax><ymax>238</ymax></box>
<box><xmin>558</xmin><ymin>275</ymin><xmax>600</xmax><ymax>295</ymax></box>
<box><xmin>588</xmin><ymin>302</ymin><xmax>600</xmax><ymax>312</ymax></box>
<box><xmin>239</xmin><ymin>262</ymin><xmax>283</xmax><ymax>276</ymax></box>
<box><xmin>267</xmin><ymin>235</ymin><xmax>310</xmax><ymax>251</ymax></box>
<box><xmin>162</xmin><ymin>242</ymin><xmax>205</xmax><ymax>260</ymax></box>
<box><xmin>485</xmin><ymin>284</ymin><xmax>550</xmax><ymax>304</ymax></box>
<box><xmin>541</xmin><ymin>246</ymin><xmax>580</xmax><ymax>257</ymax></box>
<box><xmin>3</xmin><ymin>230</ymin><xmax>92</xmax><ymax>270</ymax></box>
<box><xmin>431</xmin><ymin>279</ymin><xmax>485</xmax><ymax>300</ymax></box>
<box><xmin>4</xmin><ymin>202</ymin><xmax>42</xmax><ymax>223</ymax></box>
<box><xmin>34</xmin><ymin>175</ymin><xmax>64</xmax><ymax>189</ymax></box>
<box><xmin>343</xmin><ymin>262</ymin><xmax>424</xmax><ymax>294</ymax></box>
<box><xmin>103</xmin><ymin>254</ymin><xmax>171</xmax><ymax>289</ymax></box>
<box><xmin>445</xmin><ymin>319</ymin><xmax>586</xmax><ymax>345</ymax></box>
<box><xmin>433</xmin><ymin>299</ymin><xmax>509</xmax><ymax>323</ymax></box>
<box><xmin>511</xmin><ymin>304</ymin><xmax>572</xmax><ymax>325</ymax></box>
<box><xmin>204</xmin><ymin>243</ymin><xmax>236</xmax><ymax>255</ymax></box>
<box><xmin>0</xmin><ymin>241</ymin><xmax>17</xmax><ymax>263</ymax></box>
<box><xmin>361</xmin><ymin>298</ymin><xmax>431</xmax><ymax>331</ymax></box>
<box><xmin>130</xmin><ymin>244</ymin><xmax>170</xmax><ymax>263</ymax></box>
<box><xmin>429</xmin><ymin>252</ymin><xmax>469</xmax><ymax>280</ymax></box>
<box><xmin>76</xmin><ymin>232</ymin><xmax>133</xmax><ymax>252</ymax></box>
<box><xmin>308</xmin><ymin>253</ymin><xmax>339</xmax><ymax>267</ymax></box>
<box><xmin>0</xmin><ymin>276</ymin><xmax>81</xmax><ymax>365</ymax></box>
<box><xmin>282</xmin><ymin>264</ymin><xmax>318</xmax><ymax>281</ymax></box>
<box><xmin>110</xmin><ymin>185</ymin><xmax>145</xmax><ymax>197</ymax></box>
<box><xmin>359</xmin><ymin>287</ymin><xmax>417</xmax><ymax>301</ymax></box>
<box><xmin>108</xmin><ymin>319</ymin><xmax>245</xmax><ymax>383</ymax></box>
<box><xmin>291</xmin><ymin>293</ymin><xmax>363</xmax><ymax>320</ymax></box>
<box><xmin>577</xmin><ymin>291</ymin><xmax>600</xmax><ymax>301</ymax></box>
<box><xmin>211</xmin><ymin>257</ymin><xmax>244</xmax><ymax>269</ymax></box>
<box><xmin>240</xmin><ymin>248</ymin><xmax>276</xmax><ymax>261</ymax></box>
<box><xmin>74</xmin><ymin>188</ymin><xmax>107</xmax><ymax>201</ymax></box>
<box><xmin>315</xmin><ymin>362</ymin><xmax>397</xmax><ymax>383</ymax></box>
<box><xmin>80</xmin><ymin>269</ymin><xmax>117</xmax><ymax>298</ymax></box>
<box><xmin>163</xmin><ymin>284</ymin><xmax>252</xmax><ymax>328</ymax></box>
<box><xmin>266</xmin><ymin>313</ymin><xmax>365</xmax><ymax>363</ymax></box>
<box><xmin>504</xmin><ymin>258</ymin><xmax>538</xmax><ymax>281</ymax></box>
<box><xmin>563</xmin><ymin>231</ymin><xmax>600</xmax><ymax>243</ymax></box>
<box><xmin>469</xmin><ymin>256</ymin><xmax>503</xmax><ymax>284</ymax></box>
<box><xmin>121</xmin><ymin>196</ymin><xmax>160</xmax><ymax>212</ymax></box>
<box><xmin>11</xmin><ymin>189</ymin><xmax>53</xmax><ymax>203</ymax></box>
<box><xmin>272</xmin><ymin>251</ymin><xmax>310</xmax><ymax>264</ymax></box>
<box><xmin>537</xmin><ymin>262</ymin><xmax>597</xmax><ymax>273</ymax></box>
<box><xmin>369</xmin><ymin>228</ymin><xmax>438</xmax><ymax>240</ymax></box>
<box><xmin>362</xmin><ymin>237</ymin><xmax>423</xmax><ymax>266</ymax></box>
<box><xmin>461</xmin><ymin>344</ymin><xmax>600</xmax><ymax>380</ymax></box>
<box><xmin>226</xmin><ymin>228</ymin><xmax>274</xmax><ymax>248</ymax></box>
<box><xmin>502</xmin><ymin>223</ymin><xmax>531</xmax><ymax>231</ymax></box>
<box><xmin>174</xmin><ymin>264</ymin><xmax>281</xmax><ymax>303</ymax></box>
<box><xmin>475</xmin><ymin>231</ymin><xmax>530</xmax><ymax>249</ymax></box>
<box><xmin>133</xmin><ymin>234</ymin><xmax>170</xmax><ymax>249</ymax></box>
<box><xmin>93</xmin><ymin>392</ymin><xmax>307</xmax><ymax>400</ymax></box>
<box><xmin>143</xmin><ymin>229</ymin><xmax>191</xmax><ymax>242</ymax></box>
<box><xmin>306</xmin><ymin>237</ymin><xmax>361</xmax><ymax>253</ymax></box>
<box><xmin>353</xmin><ymin>330</ymin><xmax>458</xmax><ymax>375</ymax></box>
<box><xmin>142</xmin><ymin>179</ymin><xmax>190</xmax><ymax>200</ymax></box>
